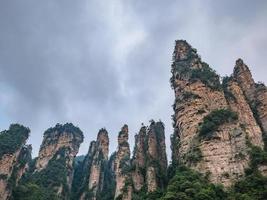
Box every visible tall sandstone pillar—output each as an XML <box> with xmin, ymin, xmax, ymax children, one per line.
<box><xmin>80</xmin><ymin>129</ymin><xmax>109</xmax><ymax>200</ymax></box>
<box><xmin>35</xmin><ymin>123</ymin><xmax>84</xmax><ymax>198</ymax></box>
<box><xmin>114</xmin><ymin>125</ymin><xmax>132</xmax><ymax>200</ymax></box>
<box><xmin>170</xmin><ymin>40</ymin><xmax>264</xmax><ymax>186</ymax></box>
<box><xmin>234</xmin><ymin>59</ymin><xmax>267</xmax><ymax>145</ymax></box>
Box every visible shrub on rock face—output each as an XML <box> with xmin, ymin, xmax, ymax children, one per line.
<box><xmin>161</xmin><ymin>166</ymin><xmax>227</xmax><ymax>200</ymax></box>
<box><xmin>199</xmin><ymin>109</ymin><xmax>238</xmax><ymax>140</ymax></box>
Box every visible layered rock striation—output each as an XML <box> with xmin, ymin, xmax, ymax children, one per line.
<box><xmin>79</xmin><ymin>128</ymin><xmax>109</xmax><ymax>200</ymax></box>
<box><xmin>170</xmin><ymin>40</ymin><xmax>265</xmax><ymax>186</ymax></box>
<box><xmin>114</xmin><ymin>125</ymin><xmax>132</xmax><ymax>200</ymax></box>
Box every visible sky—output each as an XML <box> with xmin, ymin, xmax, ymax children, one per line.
<box><xmin>0</xmin><ymin>0</ymin><xmax>267</xmax><ymax>159</ymax></box>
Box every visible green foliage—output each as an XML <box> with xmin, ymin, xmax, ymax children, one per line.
<box><xmin>171</xmin><ymin>60</ymin><xmax>221</xmax><ymax>91</ymax></box>
<box><xmin>14</xmin><ymin>148</ymin><xmax>69</xmax><ymax>200</ymax></box>
<box><xmin>0</xmin><ymin>174</ymin><xmax>8</xmax><ymax>180</ymax></box>
<box><xmin>229</xmin><ymin>171</ymin><xmax>267</xmax><ymax>200</ymax></box>
<box><xmin>184</xmin><ymin>146</ymin><xmax>202</xmax><ymax>165</ymax></box>
<box><xmin>161</xmin><ymin>166</ymin><xmax>227</xmax><ymax>200</ymax></box>
<box><xmin>44</xmin><ymin>123</ymin><xmax>83</xmax><ymax>140</ymax></box>
<box><xmin>190</xmin><ymin>63</ymin><xmax>221</xmax><ymax>91</ymax></box>
<box><xmin>228</xmin><ymin>143</ymin><xmax>267</xmax><ymax>200</ymax></box>
<box><xmin>13</xmin><ymin>183</ymin><xmax>58</xmax><ymax>200</ymax></box>
<box><xmin>0</xmin><ymin>124</ymin><xmax>30</xmax><ymax>158</ymax></box>
<box><xmin>249</xmin><ymin>146</ymin><xmax>267</xmax><ymax>169</ymax></box>
<box><xmin>199</xmin><ymin>109</ymin><xmax>238</xmax><ymax>140</ymax></box>
<box><xmin>98</xmin><ymin>153</ymin><xmax>116</xmax><ymax>200</ymax></box>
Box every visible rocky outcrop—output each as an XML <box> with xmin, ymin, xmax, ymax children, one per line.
<box><xmin>131</xmin><ymin>126</ymin><xmax>146</xmax><ymax>191</ymax></box>
<box><xmin>170</xmin><ymin>40</ymin><xmax>264</xmax><ymax>186</ymax></box>
<box><xmin>114</xmin><ymin>125</ymin><xmax>132</xmax><ymax>200</ymax></box>
<box><xmin>146</xmin><ymin>121</ymin><xmax>167</xmax><ymax>191</ymax></box>
<box><xmin>131</xmin><ymin>121</ymin><xmax>168</xmax><ymax>193</ymax></box>
<box><xmin>0</xmin><ymin>124</ymin><xmax>31</xmax><ymax>200</ymax></box>
<box><xmin>234</xmin><ymin>59</ymin><xmax>267</xmax><ymax>145</ymax></box>
<box><xmin>35</xmin><ymin>123</ymin><xmax>83</xmax><ymax>198</ymax></box>
<box><xmin>80</xmin><ymin>128</ymin><xmax>109</xmax><ymax>200</ymax></box>
<box><xmin>224</xmin><ymin>78</ymin><xmax>263</xmax><ymax>147</ymax></box>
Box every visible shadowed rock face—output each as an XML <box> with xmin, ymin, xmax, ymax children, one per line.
<box><xmin>114</xmin><ymin>125</ymin><xmax>132</xmax><ymax>200</ymax></box>
<box><xmin>131</xmin><ymin>121</ymin><xmax>168</xmax><ymax>193</ymax></box>
<box><xmin>0</xmin><ymin>124</ymin><xmax>31</xmax><ymax>200</ymax></box>
<box><xmin>80</xmin><ymin>129</ymin><xmax>109</xmax><ymax>200</ymax></box>
<box><xmin>234</xmin><ymin>59</ymin><xmax>267</xmax><ymax>143</ymax></box>
<box><xmin>146</xmin><ymin>121</ymin><xmax>167</xmax><ymax>192</ymax></box>
<box><xmin>131</xmin><ymin>126</ymin><xmax>146</xmax><ymax>191</ymax></box>
<box><xmin>170</xmin><ymin>40</ymin><xmax>265</xmax><ymax>186</ymax></box>
<box><xmin>35</xmin><ymin>123</ymin><xmax>83</xmax><ymax>198</ymax></box>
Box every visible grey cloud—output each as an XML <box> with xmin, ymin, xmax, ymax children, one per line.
<box><xmin>0</xmin><ymin>0</ymin><xmax>266</xmax><ymax>158</ymax></box>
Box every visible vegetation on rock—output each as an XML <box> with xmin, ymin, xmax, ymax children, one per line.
<box><xmin>0</xmin><ymin>124</ymin><xmax>30</xmax><ymax>158</ymax></box>
<box><xmin>199</xmin><ymin>109</ymin><xmax>238</xmax><ymax>140</ymax></box>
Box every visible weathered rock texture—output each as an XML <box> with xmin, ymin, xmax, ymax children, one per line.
<box><xmin>170</xmin><ymin>40</ymin><xmax>265</xmax><ymax>186</ymax></box>
<box><xmin>131</xmin><ymin>121</ymin><xmax>168</xmax><ymax>193</ymax></box>
<box><xmin>131</xmin><ymin>126</ymin><xmax>146</xmax><ymax>191</ymax></box>
<box><xmin>234</xmin><ymin>59</ymin><xmax>267</xmax><ymax>145</ymax></box>
<box><xmin>80</xmin><ymin>128</ymin><xmax>109</xmax><ymax>200</ymax></box>
<box><xmin>0</xmin><ymin>124</ymin><xmax>31</xmax><ymax>200</ymax></box>
<box><xmin>114</xmin><ymin>125</ymin><xmax>132</xmax><ymax>200</ymax></box>
<box><xmin>35</xmin><ymin>123</ymin><xmax>83</xmax><ymax>198</ymax></box>
<box><xmin>146</xmin><ymin>121</ymin><xmax>168</xmax><ymax>191</ymax></box>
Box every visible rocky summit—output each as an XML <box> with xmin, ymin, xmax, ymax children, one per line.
<box><xmin>1</xmin><ymin>40</ymin><xmax>267</xmax><ymax>200</ymax></box>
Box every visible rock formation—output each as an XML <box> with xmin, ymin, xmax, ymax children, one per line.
<box><xmin>79</xmin><ymin>128</ymin><xmax>109</xmax><ymax>200</ymax></box>
<box><xmin>170</xmin><ymin>40</ymin><xmax>264</xmax><ymax>186</ymax></box>
<box><xmin>233</xmin><ymin>59</ymin><xmax>267</xmax><ymax>146</ymax></box>
<box><xmin>145</xmin><ymin>121</ymin><xmax>168</xmax><ymax>192</ymax></box>
<box><xmin>131</xmin><ymin>125</ymin><xmax>146</xmax><ymax>191</ymax></box>
<box><xmin>131</xmin><ymin>121</ymin><xmax>168</xmax><ymax>193</ymax></box>
<box><xmin>0</xmin><ymin>124</ymin><xmax>31</xmax><ymax>200</ymax></box>
<box><xmin>35</xmin><ymin>123</ymin><xmax>83</xmax><ymax>198</ymax></box>
<box><xmin>114</xmin><ymin>125</ymin><xmax>132</xmax><ymax>200</ymax></box>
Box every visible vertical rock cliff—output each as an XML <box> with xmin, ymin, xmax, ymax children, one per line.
<box><xmin>131</xmin><ymin>125</ymin><xmax>146</xmax><ymax>192</ymax></box>
<box><xmin>146</xmin><ymin>121</ymin><xmax>167</xmax><ymax>192</ymax></box>
<box><xmin>233</xmin><ymin>59</ymin><xmax>267</xmax><ymax>146</ymax></box>
<box><xmin>170</xmin><ymin>40</ymin><xmax>264</xmax><ymax>186</ymax></box>
<box><xmin>0</xmin><ymin>124</ymin><xmax>31</xmax><ymax>200</ymax></box>
<box><xmin>79</xmin><ymin>128</ymin><xmax>109</xmax><ymax>200</ymax></box>
<box><xmin>114</xmin><ymin>125</ymin><xmax>132</xmax><ymax>200</ymax></box>
<box><xmin>131</xmin><ymin>121</ymin><xmax>168</xmax><ymax>194</ymax></box>
<box><xmin>34</xmin><ymin>123</ymin><xmax>83</xmax><ymax>199</ymax></box>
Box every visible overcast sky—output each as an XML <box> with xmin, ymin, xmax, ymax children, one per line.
<box><xmin>0</xmin><ymin>0</ymin><xmax>267</xmax><ymax>159</ymax></box>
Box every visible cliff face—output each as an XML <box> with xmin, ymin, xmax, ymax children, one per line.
<box><xmin>131</xmin><ymin>126</ymin><xmax>146</xmax><ymax>191</ymax></box>
<box><xmin>80</xmin><ymin>129</ymin><xmax>109</xmax><ymax>200</ymax></box>
<box><xmin>35</xmin><ymin>123</ymin><xmax>83</xmax><ymax>198</ymax></box>
<box><xmin>234</xmin><ymin>59</ymin><xmax>267</xmax><ymax>145</ymax></box>
<box><xmin>0</xmin><ymin>124</ymin><xmax>31</xmax><ymax>200</ymax></box>
<box><xmin>170</xmin><ymin>40</ymin><xmax>264</xmax><ymax>186</ymax></box>
<box><xmin>146</xmin><ymin>121</ymin><xmax>167</xmax><ymax>192</ymax></box>
<box><xmin>114</xmin><ymin>125</ymin><xmax>132</xmax><ymax>200</ymax></box>
<box><xmin>131</xmin><ymin>121</ymin><xmax>168</xmax><ymax>193</ymax></box>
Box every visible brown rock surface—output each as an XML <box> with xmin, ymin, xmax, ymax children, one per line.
<box><xmin>35</xmin><ymin>123</ymin><xmax>83</xmax><ymax>197</ymax></box>
<box><xmin>114</xmin><ymin>125</ymin><xmax>132</xmax><ymax>200</ymax></box>
<box><xmin>170</xmin><ymin>40</ymin><xmax>265</xmax><ymax>186</ymax></box>
<box><xmin>80</xmin><ymin>129</ymin><xmax>109</xmax><ymax>200</ymax></box>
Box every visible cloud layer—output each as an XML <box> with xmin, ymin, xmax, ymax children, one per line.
<box><xmin>0</xmin><ymin>0</ymin><xmax>267</xmax><ymax>158</ymax></box>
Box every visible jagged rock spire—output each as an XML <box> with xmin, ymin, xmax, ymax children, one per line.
<box><xmin>170</xmin><ymin>40</ymin><xmax>265</xmax><ymax>186</ymax></box>
<box><xmin>114</xmin><ymin>125</ymin><xmax>132</xmax><ymax>200</ymax></box>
